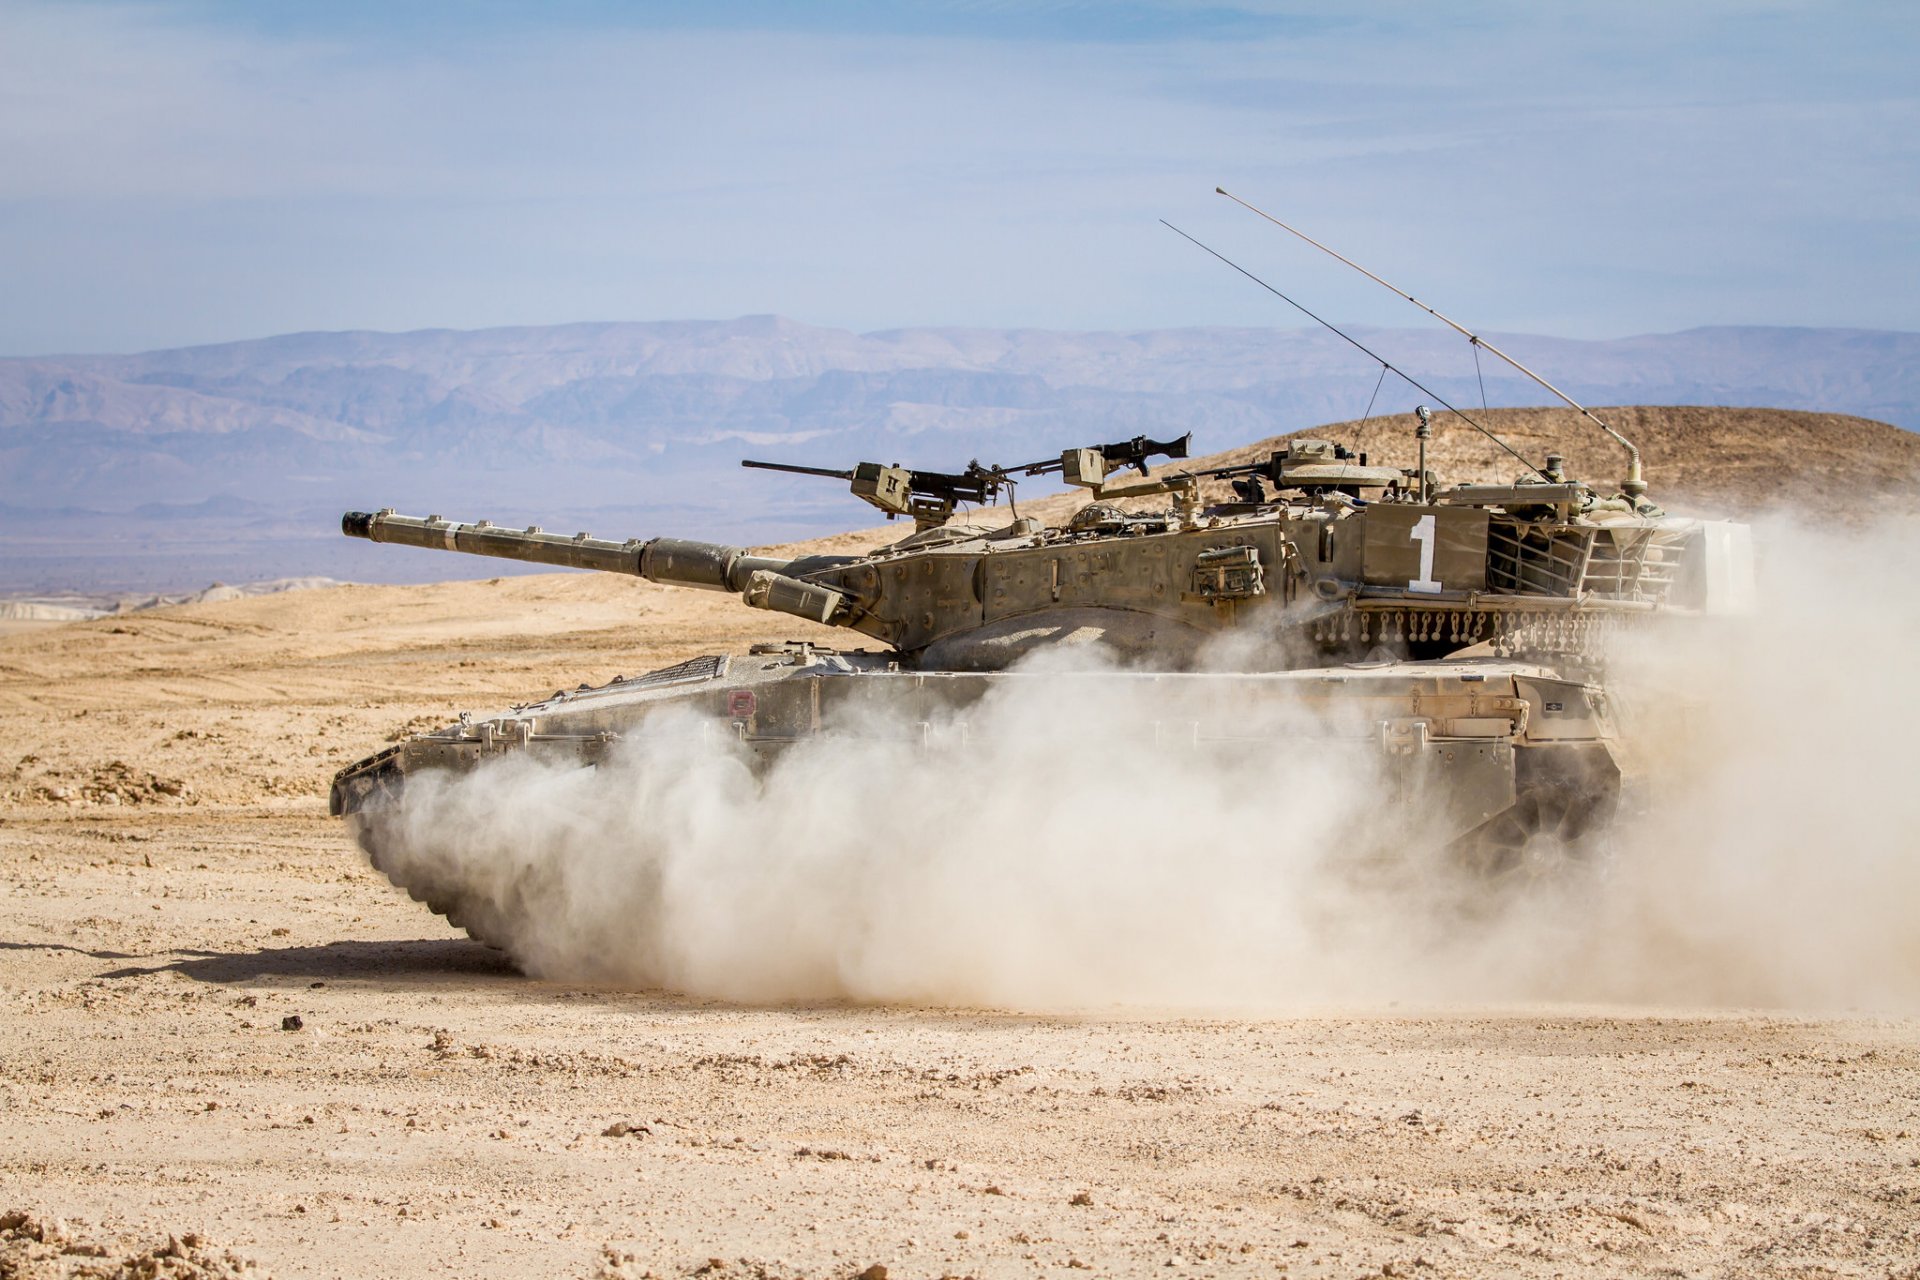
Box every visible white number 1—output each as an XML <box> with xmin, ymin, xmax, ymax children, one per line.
<box><xmin>1408</xmin><ymin>513</ymin><xmax>1443</xmax><ymax>594</ymax></box>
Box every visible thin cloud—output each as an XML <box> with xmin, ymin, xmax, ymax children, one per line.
<box><xmin>0</xmin><ymin>0</ymin><xmax>1914</xmax><ymax>353</ymax></box>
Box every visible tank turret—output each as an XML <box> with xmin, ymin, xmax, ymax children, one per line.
<box><xmin>340</xmin><ymin>413</ymin><xmax>1749</xmax><ymax>674</ymax></box>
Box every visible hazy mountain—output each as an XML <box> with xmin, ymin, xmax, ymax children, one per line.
<box><xmin>1</xmin><ymin>317</ymin><xmax>1914</xmax><ymax>591</ymax></box>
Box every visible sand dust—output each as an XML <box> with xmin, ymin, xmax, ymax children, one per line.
<box><xmin>3</xmin><ymin>569</ymin><xmax>1919</xmax><ymax>1278</ymax></box>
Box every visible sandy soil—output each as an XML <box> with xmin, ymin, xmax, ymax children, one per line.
<box><xmin>3</xmin><ymin>573</ymin><xmax>1919</xmax><ymax>1279</ymax></box>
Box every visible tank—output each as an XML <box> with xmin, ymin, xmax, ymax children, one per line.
<box><xmin>331</xmin><ymin>420</ymin><xmax>1755</xmax><ymax>951</ymax></box>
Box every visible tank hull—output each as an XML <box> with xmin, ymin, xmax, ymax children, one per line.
<box><xmin>333</xmin><ymin>644</ymin><xmax>1622</xmax><ymax>954</ymax></box>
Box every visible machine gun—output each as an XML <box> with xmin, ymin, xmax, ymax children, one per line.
<box><xmin>741</xmin><ymin>459</ymin><xmax>1004</xmax><ymax>531</ymax></box>
<box><xmin>742</xmin><ymin>433</ymin><xmax>1192</xmax><ymax>530</ymax></box>
<box><xmin>1185</xmin><ymin>439</ymin><xmax>1406</xmax><ymax>501</ymax></box>
<box><xmin>1009</xmin><ymin>433</ymin><xmax>1192</xmax><ymax>490</ymax></box>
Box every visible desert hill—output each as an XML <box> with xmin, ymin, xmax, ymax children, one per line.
<box><xmin>0</xmin><ymin>563</ymin><xmax>846</xmax><ymax>807</ymax></box>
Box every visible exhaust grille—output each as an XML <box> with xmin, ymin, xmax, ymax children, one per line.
<box><xmin>1487</xmin><ymin>520</ymin><xmax>1687</xmax><ymax>603</ymax></box>
<box><xmin>627</xmin><ymin>654</ymin><xmax>729</xmax><ymax>689</ymax></box>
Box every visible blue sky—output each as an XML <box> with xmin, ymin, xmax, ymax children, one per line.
<box><xmin>2</xmin><ymin>0</ymin><xmax>1915</xmax><ymax>354</ymax></box>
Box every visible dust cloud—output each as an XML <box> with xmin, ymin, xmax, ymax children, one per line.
<box><xmin>373</xmin><ymin>516</ymin><xmax>1920</xmax><ymax>1014</ymax></box>
<box><xmin>1574</xmin><ymin>513</ymin><xmax>1920</xmax><ymax>1012</ymax></box>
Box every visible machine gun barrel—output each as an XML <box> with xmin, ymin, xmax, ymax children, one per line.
<box><xmin>740</xmin><ymin>460</ymin><xmax>857</xmax><ymax>481</ymax></box>
<box><xmin>341</xmin><ymin>510</ymin><xmax>794</xmax><ymax>593</ymax></box>
<box><xmin>741</xmin><ymin>457</ymin><xmax>1003</xmax><ymax>529</ymax></box>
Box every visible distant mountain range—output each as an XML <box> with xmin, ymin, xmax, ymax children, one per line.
<box><xmin>1</xmin><ymin>317</ymin><xmax>1914</xmax><ymax>592</ymax></box>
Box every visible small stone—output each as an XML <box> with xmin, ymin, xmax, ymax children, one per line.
<box><xmin>1069</xmin><ymin>1190</ymin><xmax>1093</xmax><ymax>1206</ymax></box>
<box><xmin>857</xmin><ymin>1267</ymin><xmax>888</xmax><ymax>1280</ymax></box>
<box><xmin>280</xmin><ymin>1015</ymin><xmax>304</xmax><ymax>1031</ymax></box>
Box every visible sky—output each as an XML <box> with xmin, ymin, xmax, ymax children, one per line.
<box><xmin>1</xmin><ymin>0</ymin><xmax>1916</xmax><ymax>355</ymax></box>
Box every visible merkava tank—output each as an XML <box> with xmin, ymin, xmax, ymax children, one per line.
<box><xmin>332</xmin><ymin>413</ymin><xmax>1754</xmax><ymax>947</ymax></box>
<box><xmin>329</xmin><ymin>194</ymin><xmax>1755</xmax><ymax>951</ymax></box>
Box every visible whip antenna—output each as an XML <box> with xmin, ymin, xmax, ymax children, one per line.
<box><xmin>1215</xmin><ymin>186</ymin><xmax>1647</xmax><ymax>499</ymax></box>
<box><xmin>1161</xmin><ymin>220</ymin><xmax>1549</xmax><ymax>481</ymax></box>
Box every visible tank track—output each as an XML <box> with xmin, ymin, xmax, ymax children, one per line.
<box><xmin>350</xmin><ymin>813</ymin><xmax>515</xmax><ymax>955</ymax></box>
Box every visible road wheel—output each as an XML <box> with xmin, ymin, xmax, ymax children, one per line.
<box><xmin>1451</xmin><ymin>783</ymin><xmax>1608</xmax><ymax>891</ymax></box>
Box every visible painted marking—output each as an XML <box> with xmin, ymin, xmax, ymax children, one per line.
<box><xmin>1408</xmin><ymin>513</ymin><xmax>1443</xmax><ymax>594</ymax></box>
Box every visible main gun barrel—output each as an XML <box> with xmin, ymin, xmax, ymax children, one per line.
<box><xmin>342</xmin><ymin>510</ymin><xmax>848</xmax><ymax>623</ymax></box>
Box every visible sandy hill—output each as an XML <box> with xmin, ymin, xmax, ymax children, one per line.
<box><xmin>0</xmin><ymin>567</ymin><xmax>851</xmax><ymax>807</ymax></box>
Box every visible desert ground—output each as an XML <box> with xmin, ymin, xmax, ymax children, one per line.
<box><xmin>4</xmin><ymin>509</ymin><xmax>1920</xmax><ymax>1279</ymax></box>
